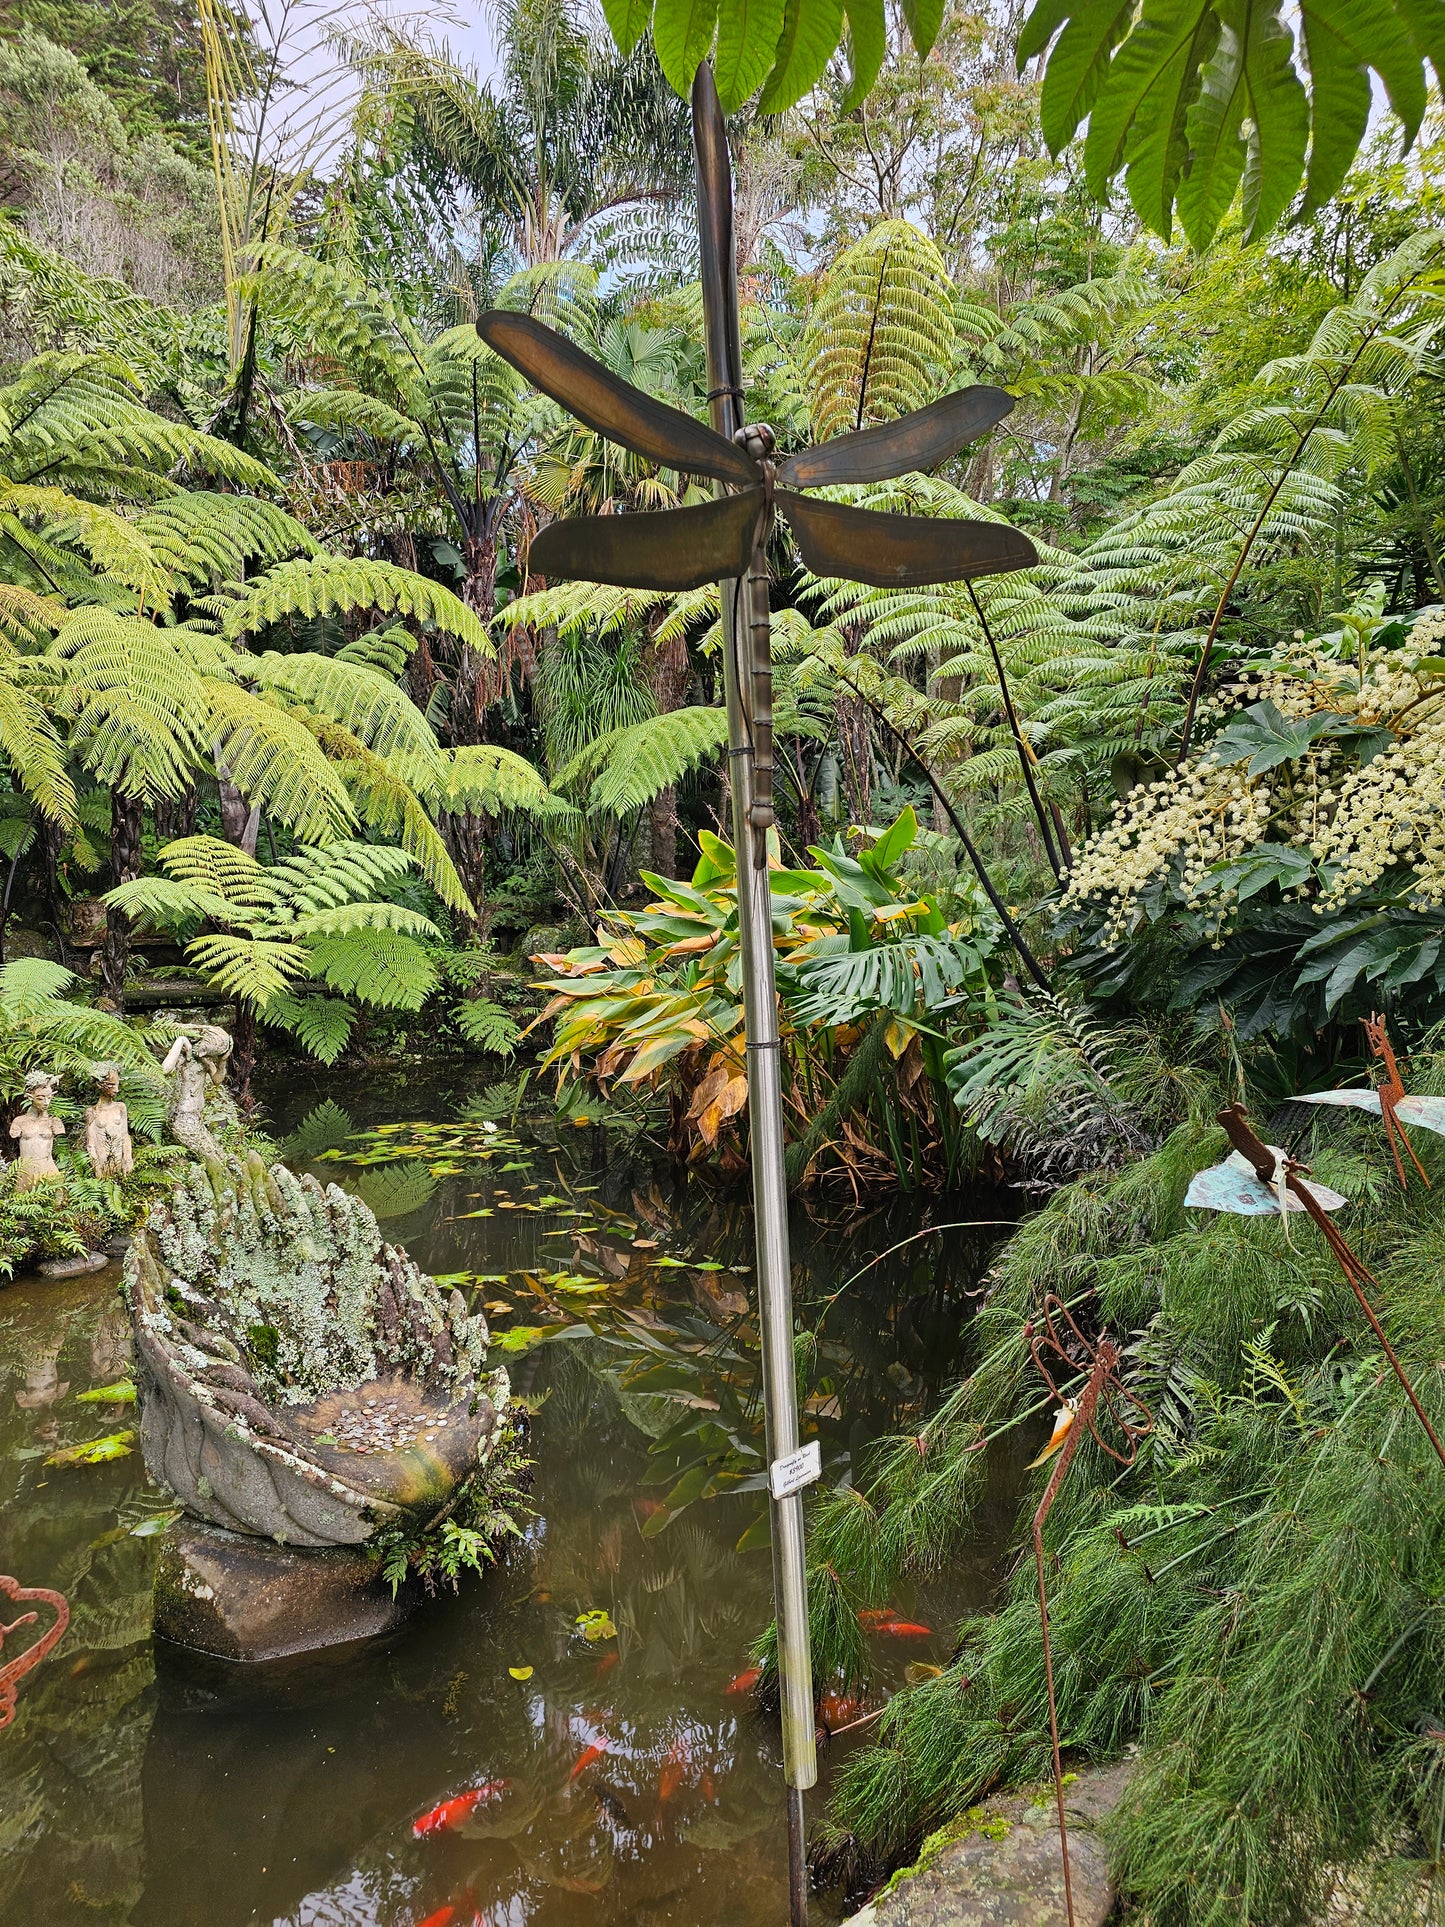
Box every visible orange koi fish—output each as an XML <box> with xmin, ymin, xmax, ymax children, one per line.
<box><xmin>856</xmin><ymin>1608</ymin><xmax>899</xmax><ymax>1631</ymax></box>
<box><xmin>412</xmin><ymin>1782</ymin><xmax>510</xmax><ymax>1839</ymax></box>
<box><xmin>595</xmin><ymin>1650</ymin><xmax>619</xmax><ymax>1679</ymax></box>
<box><xmin>568</xmin><ymin>1737</ymin><xmax>611</xmax><ymax>1782</ymax></box>
<box><xmin>414</xmin><ymin>1907</ymin><xmax>455</xmax><ymax>1927</ymax></box>
<box><xmin>658</xmin><ymin>1737</ymin><xmax>691</xmax><ymax>1802</ymax></box>
<box><xmin>725</xmin><ymin>1665</ymin><xmax>762</xmax><ymax>1696</ymax></box>
<box><xmin>819</xmin><ymin>1691</ymin><xmax>864</xmax><ymax>1730</ymax></box>
<box><xmin>878</xmin><ymin>1620</ymin><xmax>933</xmax><ymax>1638</ymax></box>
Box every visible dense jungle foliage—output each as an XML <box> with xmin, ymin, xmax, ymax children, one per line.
<box><xmin>8</xmin><ymin>0</ymin><xmax>1445</xmax><ymax>1918</ymax></box>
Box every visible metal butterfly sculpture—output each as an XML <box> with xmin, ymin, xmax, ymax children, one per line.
<box><xmin>1290</xmin><ymin>1013</ymin><xmax>1445</xmax><ymax>1190</ymax></box>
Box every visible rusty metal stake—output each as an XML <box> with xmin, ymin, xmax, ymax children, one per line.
<box><xmin>1026</xmin><ymin>1298</ymin><xmax>1153</xmax><ymax>1927</ymax></box>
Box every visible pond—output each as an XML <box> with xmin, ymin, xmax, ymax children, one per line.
<box><xmin>0</xmin><ymin>1070</ymin><xmax>1024</xmax><ymax>1927</ymax></box>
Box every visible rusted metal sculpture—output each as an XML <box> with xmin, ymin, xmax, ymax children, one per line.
<box><xmin>1193</xmin><ymin>1105</ymin><xmax>1445</xmax><ymax>1471</ymax></box>
<box><xmin>0</xmin><ymin>1573</ymin><xmax>70</xmax><ymax>1729</ymax></box>
<box><xmin>1025</xmin><ymin>1295</ymin><xmax>1152</xmax><ymax>1927</ymax></box>
<box><xmin>1292</xmin><ymin>1013</ymin><xmax>1445</xmax><ymax>1191</ymax></box>
<box><xmin>476</xmin><ymin>64</ymin><xmax>1038</xmax><ymax>1923</ymax></box>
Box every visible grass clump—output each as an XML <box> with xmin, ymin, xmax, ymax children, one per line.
<box><xmin>806</xmin><ymin>1066</ymin><xmax>1445</xmax><ymax>1922</ymax></box>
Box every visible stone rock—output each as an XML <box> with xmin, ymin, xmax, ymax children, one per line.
<box><xmin>153</xmin><ymin>1518</ymin><xmax>420</xmax><ymax>1662</ymax></box>
<box><xmin>37</xmin><ymin>1251</ymin><xmax>110</xmax><ymax>1279</ymax></box>
<box><xmin>849</xmin><ymin>1761</ymin><xmax>1135</xmax><ymax>1927</ymax></box>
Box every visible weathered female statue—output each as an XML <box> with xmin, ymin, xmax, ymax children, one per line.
<box><xmin>161</xmin><ymin>1025</ymin><xmax>234</xmax><ymax>1164</ymax></box>
<box><xmin>83</xmin><ymin>1064</ymin><xmax>134</xmax><ymax>1180</ymax></box>
<box><xmin>10</xmin><ymin>1072</ymin><xmax>64</xmax><ymax>1191</ymax></box>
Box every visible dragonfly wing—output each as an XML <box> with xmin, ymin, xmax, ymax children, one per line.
<box><xmin>529</xmin><ymin>490</ymin><xmax>763</xmax><ymax>591</ymax></box>
<box><xmin>477</xmin><ymin>311</ymin><xmax>756</xmax><ymax>488</ymax></box>
<box><xmin>1393</xmin><ymin>1095</ymin><xmax>1445</xmax><ymax>1137</ymax></box>
<box><xmin>777</xmin><ymin>490</ymin><xmax>1037</xmax><ymax>586</ymax></box>
<box><xmin>1291</xmin><ymin>1089</ymin><xmax>1382</xmax><ymax>1112</ymax></box>
<box><xmin>1185</xmin><ymin>1149</ymin><xmax>1349</xmax><ymax>1214</ymax></box>
<box><xmin>1185</xmin><ymin>1157</ymin><xmax>1281</xmax><ymax>1214</ymax></box>
<box><xmin>775</xmin><ymin>386</ymin><xmax>1014</xmax><ymax>488</ymax></box>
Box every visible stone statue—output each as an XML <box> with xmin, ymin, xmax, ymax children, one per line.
<box><xmin>84</xmin><ymin>1064</ymin><xmax>134</xmax><ymax>1180</ymax></box>
<box><xmin>9</xmin><ymin>1072</ymin><xmax>64</xmax><ymax>1192</ymax></box>
<box><xmin>161</xmin><ymin>1024</ymin><xmax>234</xmax><ymax>1164</ymax></box>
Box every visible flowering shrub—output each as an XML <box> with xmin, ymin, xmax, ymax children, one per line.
<box><xmin>1061</xmin><ymin>603</ymin><xmax>1445</xmax><ymax>1035</ymax></box>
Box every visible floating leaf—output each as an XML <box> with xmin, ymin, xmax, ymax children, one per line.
<box><xmin>76</xmin><ymin>1379</ymin><xmax>136</xmax><ymax>1403</ymax></box>
<box><xmin>904</xmin><ymin>1662</ymin><xmax>943</xmax><ymax>1685</ymax></box>
<box><xmin>509</xmin><ymin>1665</ymin><xmax>534</xmax><ymax>1680</ymax></box>
<box><xmin>130</xmin><ymin>1510</ymin><xmax>181</xmax><ymax>1537</ymax></box>
<box><xmin>576</xmin><ymin>1608</ymin><xmax>618</xmax><ymax>1643</ymax></box>
<box><xmin>47</xmin><ymin>1429</ymin><xmax>134</xmax><ymax>1466</ymax></box>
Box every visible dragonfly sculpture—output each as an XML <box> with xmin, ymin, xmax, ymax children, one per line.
<box><xmin>1290</xmin><ymin>1013</ymin><xmax>1445</xmax><ymax>1190</ymax></box>
<box><xmin>475</xmin><ymin>83</ymin><xmax>1036</xmax><ymax>844</ymax></box>
<box><xmin>1188</xmin><ymin>1104</ymin><xmax>1445</xmax><ymax>1472</ymax></box>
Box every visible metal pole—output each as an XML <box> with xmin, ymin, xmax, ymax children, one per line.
<box><xmin>693</xmin><ymin>62</ymin><xmax>816</xmax><ymax>1925</ymax></box>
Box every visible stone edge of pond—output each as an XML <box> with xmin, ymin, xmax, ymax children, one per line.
<box><xmin>847</xmin><ymin>1758</ymin><xmax>1136</xmax><ymax>1927</ymax></box>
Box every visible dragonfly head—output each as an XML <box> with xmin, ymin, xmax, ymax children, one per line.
<box><xmin>733</xmin><ymin>422</ymin><xmax>775</xmax><ymax>464</ymax></box>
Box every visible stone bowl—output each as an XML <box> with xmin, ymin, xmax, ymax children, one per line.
<box><xmin>127</xmin><ymin>1156</ymin><xmax>508</xmax><ymax>1548</ymax></box>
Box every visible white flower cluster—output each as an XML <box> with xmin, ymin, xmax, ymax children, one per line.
<box><xmin>1064</xmin><ymin>613</ymin><xmax>1445</xmax><ymax>940</ymax></box>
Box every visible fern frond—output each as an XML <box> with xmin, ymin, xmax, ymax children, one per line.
<box><xmin>305</xmin><ymin>929</ymin><xmax>438</xmax><ymax>1009</ymax></box>
<box><xmin>202</xmin><ymin>678</ymin><xmax>357</xmax><ymax>842</ymax></box>
<box><xmin>554</xmin><ymin>707</ymin><xmax>730</xmax><ymax>817</ymax></box>
<box><xmin>223</xmin><ymin>556</ymin><xmax>492</xmax><ymax>657</ymax></box>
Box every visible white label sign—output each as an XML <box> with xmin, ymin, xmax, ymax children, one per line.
<box><xmin>769</xmin><ymin>1440</ymin><xmax>821</xmax><ymax>1501</ymax></box>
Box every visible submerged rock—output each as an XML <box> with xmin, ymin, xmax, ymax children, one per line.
<box><xmin>127</xmin><ymin>1156</ymin><xmax>508</xmax><ymax>1548</ymax></box>
<box><xmin>849</xmin><ymin>1762</ymin><xmax>1133</xmax><ymax>1927</ymax></box>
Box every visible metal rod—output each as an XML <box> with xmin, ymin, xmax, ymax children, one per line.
<box><xmin>693</xmin><ymin>62</ymin><xmax>816</xmax><ymax>1925</ymax></box>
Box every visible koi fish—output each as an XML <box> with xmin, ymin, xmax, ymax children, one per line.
<box><xmin>725</xmin><ymin>1665</ymin><xmax>762</xmax><ymax>1696</ymax></box>
<box><xmin>878</xmin><ymin>1621</ymin><xmax>933</xmax><ymax>1639</ymax></box>
<box><xmin>633</xmin><ymin>1497</ymin><xmax>665</xmax><ymax>1523</ymax></box>
<box><xmin>568</xmin><ymin>1737</ymin><xmax>611</xmax><ymax>1782</ymax></box>
<box><xmin>701</xmin><ymin>1771</ymin><xmax>716</xmax><ymax>1802</ymax></box>
<box><xmin>856</xmin><ymin>1609</ymin><xmax>898</xmax><ymax>1631</ymax></box>
<box><xmin>819</xmin><ymin>1691</ymin><xmax>864</xmax><ymax>1730</ymax></box>
<box><xmin>595</xmin><ymin>1650</ymin><xmax>619</xmax><ymax>1679</ymax></box>
<box><xmin>658</xmin><ymin>1738</ymin><xmax>691</xmax><ymax>1802</ymax></box>
<box><xmin>412</xmin><ymin>1783</ymin><xmax>510</xmax><ymax>1839</ymax></box>
<box><xmin>414</xmin><ymin>1908</ymin><xmax>456</xmax><ymax>1927</ymax></box>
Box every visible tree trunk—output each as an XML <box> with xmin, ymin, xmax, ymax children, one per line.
<box><xmin>39</xmin><ymin>813</ymin><xmax>68</xmax><ymax>964</ymax></box>
<box><xmin>218</xmin><ymin>778</ymin><xmax>260</xmax><ymax>854</ymax></box>
<box><xmin>644</xmin><ymin>625</ymin><xmax>691</xmax><ymax>879</ymax></box>
<box><xmin>231</xmin><ymin>1000</ymin><xmax>257</xmax><ymax>1110</ymax></box>
<box><xmin>453</xmin><ymin>531</ymin><xmax>500</xmax><ymax>746</ymax></box>
<box><xmin>154</xmin><ymin>785</ymin><xmax>197</xmax><ymax>847</ymax></box>
<box><xmin>440</xmin><ymin>809</ymin><xmax>492</xmax><ymax>941</ymax></box>
<box><xmin>101</xmin><ymin>792</ymin><xmax>144</xmax><ymax>1010</ymax></box>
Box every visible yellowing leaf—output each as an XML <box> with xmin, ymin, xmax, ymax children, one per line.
<box><xmin>576</xmin><ymin>1608</ymin><xmax>618</xmax><ymax>1643</ymax></box>
<box><xmin>509</xmin><ymin>1664</ymin><xmax>534</xmax><ymax>1681</ymax></box>
<box><xmin>76</xmin><ymin>1379</ymin><xmax>136</xmax><ymax>1403</ymax></box>
<box><xmin>47</xmin><ymin>1428</ymin><xmax>135</xmax><ymax>1466</ymax></box>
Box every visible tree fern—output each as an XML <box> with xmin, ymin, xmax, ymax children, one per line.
<box><xmin>803</xmin><ymin>219</ymin><xmax>955</xmax><ymax>441</ymax></box>
<box><xmin>221</xmin><ymin>556</ymin><xmax>493</xmax><ymax>657</ymax></box>
<box><xmin>554</xmin><ymin>706</ymin><xmax>731</xmax><ymax>817</ymax></box>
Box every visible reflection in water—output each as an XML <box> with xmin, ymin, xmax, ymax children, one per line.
<box><xmin>0</xmin><ymin>1072</ymin><xmax>1022</xmax><ymax>1926</ymax></box>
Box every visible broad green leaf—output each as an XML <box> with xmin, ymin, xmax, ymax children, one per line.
<box><xmin>1176</xmin><ymin>6</ymin><xmax>1248</xmax><ymax>251</ymax></box>
<box><xmin>602</xmin><ymin>0</ymin><xmax>654</xmax><ymax>54</ymax></box>
<box><xmin>1313</xmin><ymin>0</ymin><xmax>1426</xmax><ymax>140</ymax></box>
<box><xmin>841</xmin><ymin>0</ymin><xmax>886</xmax><ymax>108</ymax></box>
<box><xmin>1298</xmin><ymin>11</ymin><xmax>1372</xmax><ymax>214</ymax></box>
<box><xmin>653</xmin><ymin>0</ymin><xmax>722</xmax><ymax>93</ymax></box>
<box><xmin>1396</xmin><ymin>0</ymin><xmax>1445</xmax><ymax>87</ymax></box>
<box><xmin>900</xmin><ymin>0</ymin><xmax>943</xmax><ymax>55</ymax></box>
<box><xmin>1039</xmin><ymin>0</ymin><xmax>1136</xmax><ymax>152</ymax></box>
<box><xmin>866</xmin><ymin>805</ymin><xmax>918</xmax><ymax>872</ymax></box>
<box><xmin>716</xmin><ymin>0</ymin><xmax>787</xmax><ymax>105</ymax></box>
<box><xmin>1240</xmin><ymin>0</ymin><xmax>1310</xmax><ymax>239</ymax></box>
<box><xmin>1084</xmin><ymin>0</ymin><xmax>1216</xmax><ymax>197</ymax></box>
<box><xmin>1018</xmin><ymin>0</ymin><xmax>1076</xmax><ymax>63</ymax></box>
<box><xmin>1121</xmin><ymin>8</ymin><xmax>1218</xmax><ymax>233</ymax></box>
<box><xmin>759</xmin><ymin>0</ymin><xmax>845</xmax><ymax>111</ymax></box>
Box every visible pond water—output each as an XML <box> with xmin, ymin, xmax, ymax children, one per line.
<box><xmin>0</xmin><ymin>1070</ymin><xmax>1024</xmax><ymax>1927</ymax></box>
